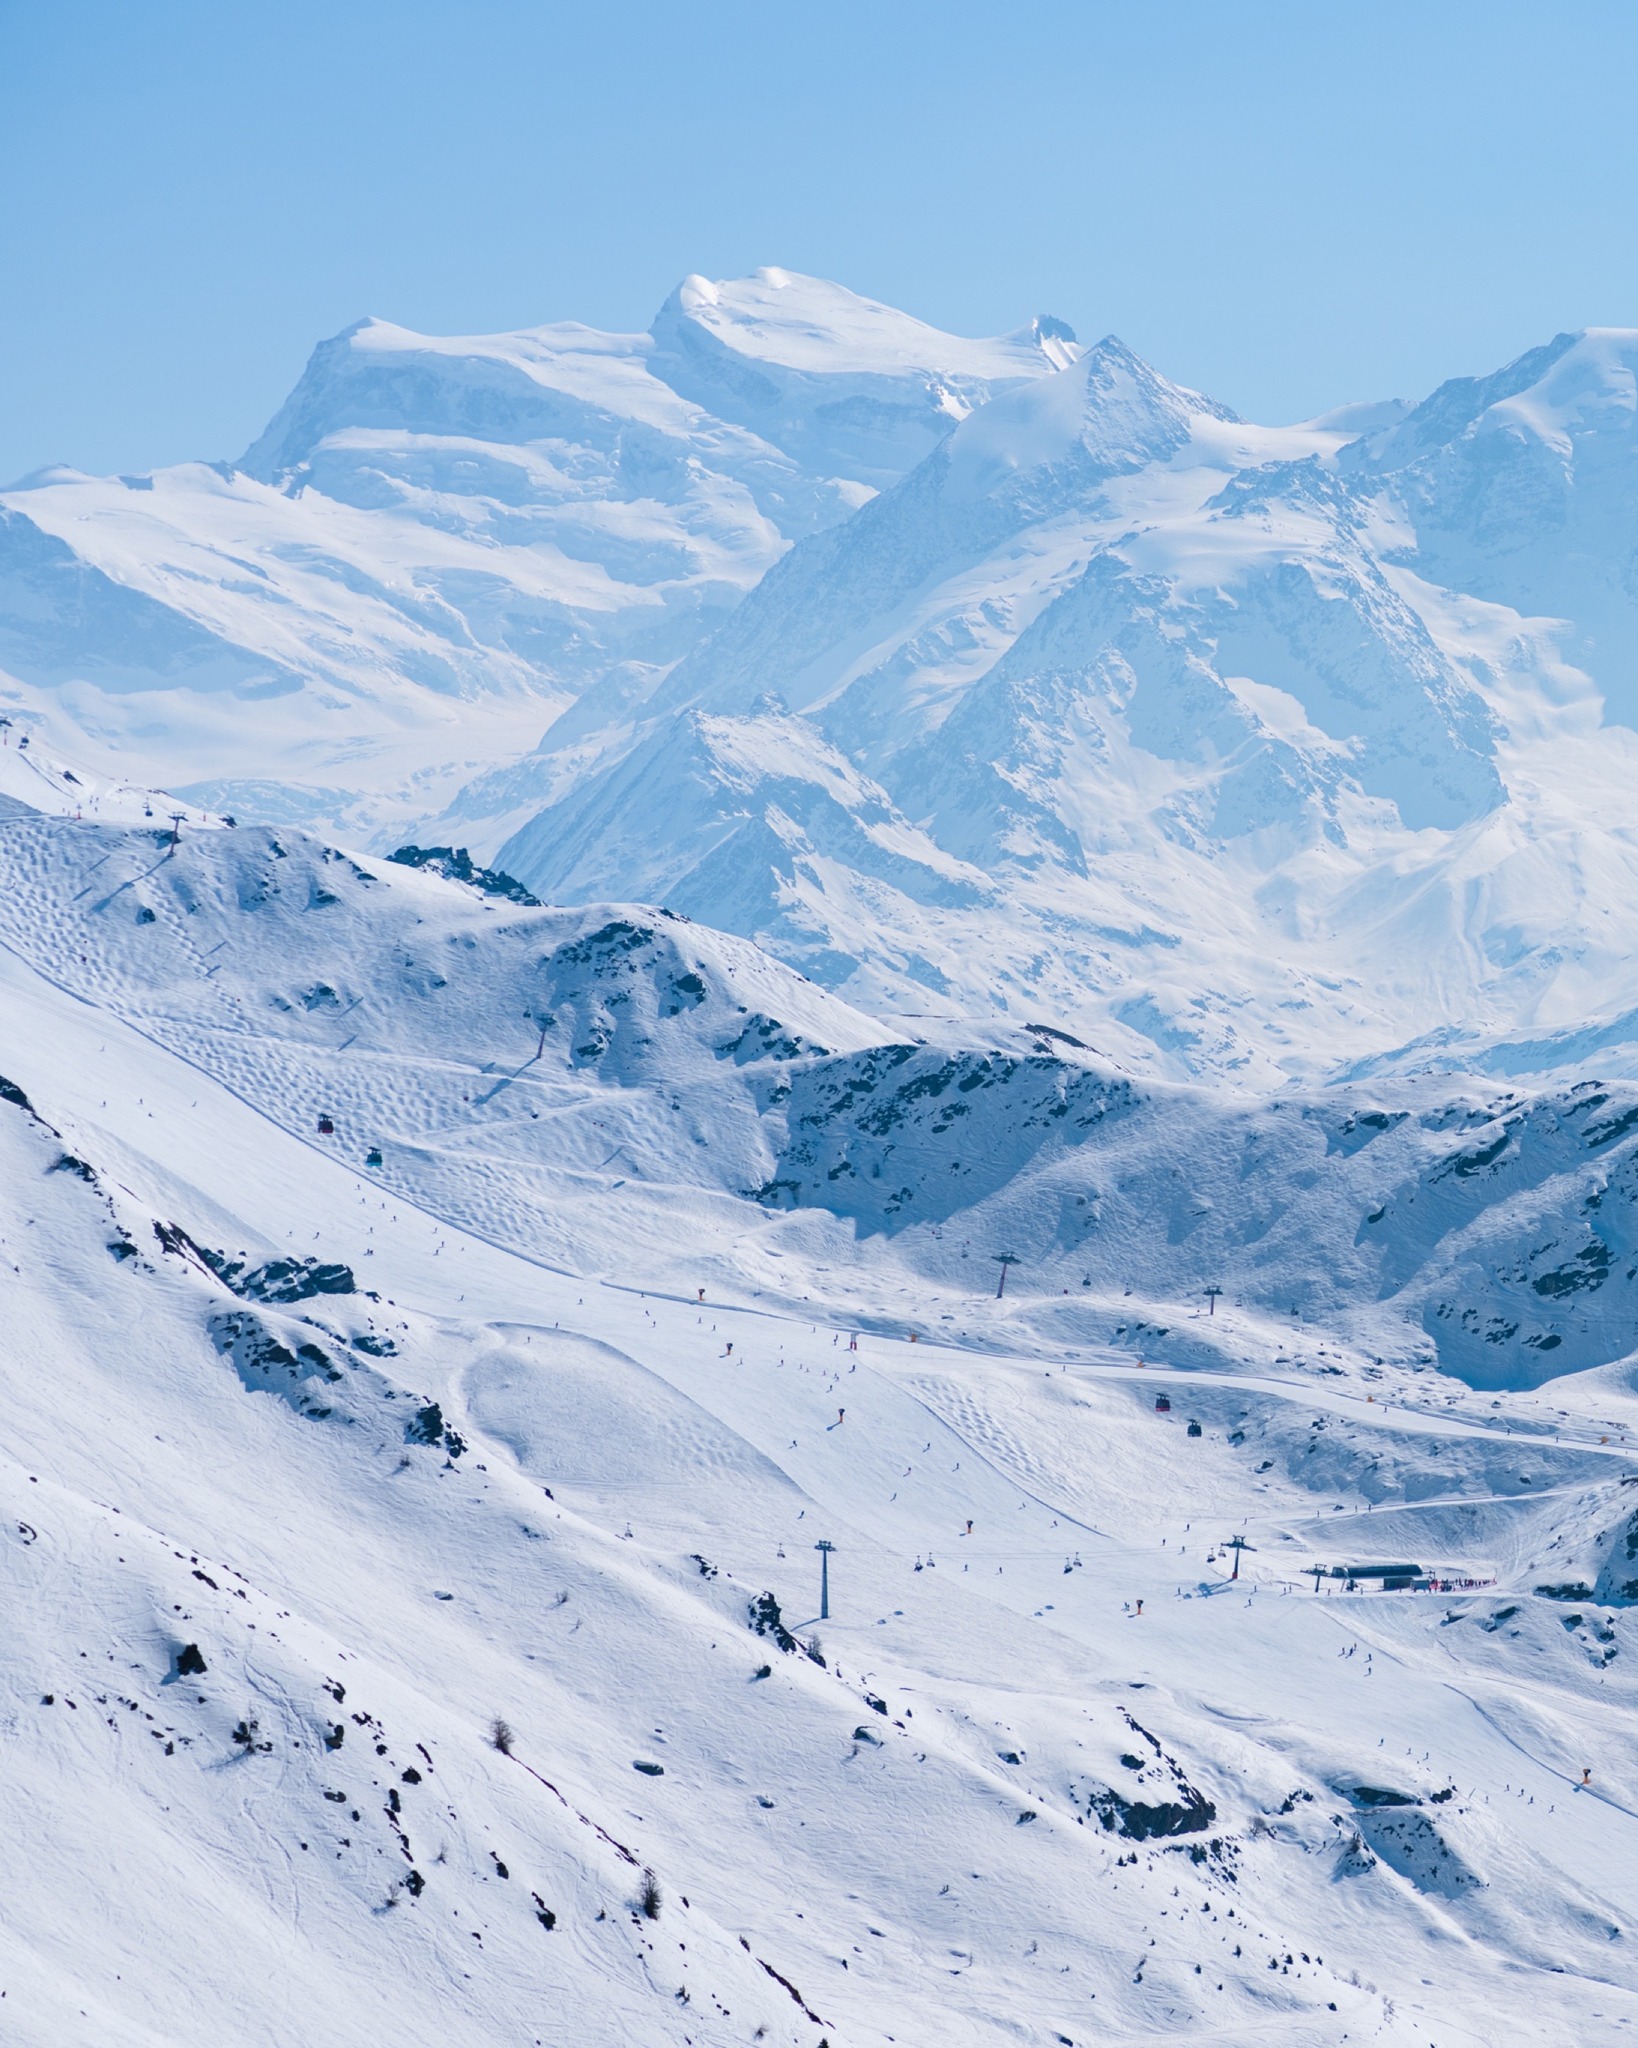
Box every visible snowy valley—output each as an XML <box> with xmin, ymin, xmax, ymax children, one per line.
<box><xmin>5</xmin><ymin>272</ymin><xmax>1638</xmax><ymax>2046</ymax></box>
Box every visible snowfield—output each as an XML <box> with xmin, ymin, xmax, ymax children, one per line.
<box><xmin>6</xmin><ymin>272</ymin><xmax>1638</xmax><ymax>2045</ymax></box>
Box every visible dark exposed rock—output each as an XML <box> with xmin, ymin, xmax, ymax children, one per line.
<box><xmin>1089</xmin><ymin>1788</ymin><xmax>1217</xmax><ymax>1840</ymax></box>
<box><xmin>405</xmin><ymin>1404</ymin><xmax>445</xmax><ymax>1446</ymax></box>
<box><xmin>388</xmin><ymin>845</ymin><xmax>540</xmax><ymax>907</ymax></box>
<box><xmin>748</xmin><ymin>1591</ymin><xmax>798</xmax><ymax>1653</ymax></box>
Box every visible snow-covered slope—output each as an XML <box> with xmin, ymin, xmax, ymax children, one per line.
<box><xmin>0</xmin><ymin>719</ymin><xmax>222</xmax><ymax>830</ymax></box>
<box><xmin>0</xmin><ymin>272</ymin><xmax>1073</xmax><ymax>845</ymax></box>
<box><xmin>646</xmin><ymin>269</ymin><xmax>1082</xmax><ymax>489</ymax></box>
<box><xmin>14</xmin><ymin>802</ymin><xmax>1638</xmax><ymax>1394</ymax></box>
<box><xmin>5</xmin><ymin>799</ymin><xmax>1638</xmax><ymax>2044</ymax></box>
<box><xmin>1346</xmin><ymin>327</ymin><xmax>1638</xmax><ymax>713</ymax></box>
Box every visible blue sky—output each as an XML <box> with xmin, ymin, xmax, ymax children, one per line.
<box><xmin>4</xmin><ymin>0</ymin><xmax>1636</xmax><ymax>479</ymax></box>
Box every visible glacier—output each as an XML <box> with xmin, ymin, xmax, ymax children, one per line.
<box><xmin>477</xmin><ymin>323</ymin><xmax>1638</xmax><ymax>1089</ymax></box>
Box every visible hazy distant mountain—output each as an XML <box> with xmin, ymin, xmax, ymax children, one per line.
<box><xmin>0</xmin><ymin>269</ymin><xmax>1075</xmax><ymax>841</ymax></box>
<box><xmin>482</xmin><ymin>320</ymin><xmax>1638</xmax><ymax>1084</ymax></box>
<box><xmin>9</xmin><ymin>281</ymin><xmax>1638</xmax><ymax>1086</ymax></box>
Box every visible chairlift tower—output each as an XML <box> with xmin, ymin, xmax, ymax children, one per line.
<box><xmin>815</xmin><ymin>1539</ymin><xmax>836</xmax><ymax>1621</ymax></box>
<box><xmin>1225</xmin><ymin>1532</ymin><xmax>1256</xmax><ymax>1581</ymax></box>
<box><xmin>994</xmin><ymin>1253</ymin><xmax>1019</xmax><ymax>1300</ymax></box>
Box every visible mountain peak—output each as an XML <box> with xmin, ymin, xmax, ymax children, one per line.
<box><xmin>1350</xmin><ymin>326</ymin><xmax>1638</xmax><ymax>474</ymax></box>
<box><xmin>646</xmin><ymin>268</ymin><xmax>1079</xmax><ymax>486</ymax></box>
<box><xmin>942</xmin><ymin>332</ymin><xmax>1237</xmax><ymax>499</ymax></box>
<box><xmin>655</xmin><ymin>267</ymin><xmax>1079</xmax><ymax>383</ymax></box>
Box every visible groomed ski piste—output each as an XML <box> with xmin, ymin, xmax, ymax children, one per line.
<box><xmin>3</xmin><ymin>774</ymin><xmax>1638</xmax><ymax>2047</ymax></box>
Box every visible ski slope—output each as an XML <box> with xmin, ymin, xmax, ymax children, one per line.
<box><xmin>9</xmin><ymin>806</ymin><xmax>1638</xmax><ymax>1391</ymax></box>
<box><xmin>3</xmin><ymin>800</ymin><xmax>1638</xmax><ymax>2044</ymax></box>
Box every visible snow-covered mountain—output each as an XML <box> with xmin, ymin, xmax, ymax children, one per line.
<box><xmin>12</xmin><ymin>275</ymin><xmax>1638</xmax><ymax>2043</ymax></box>
<box><xmin>464</xmin><ymin>321</ymin><xmax>1638</xmax><ymax>1086</ymax></box>
<box><xmin>0</xmin><ymin>271</ymin><xmax>1074</xmax><ymax>844</ymax></box>
<box><xmin>12</xmin><ymin>276</ymin><xmax>1638</xmax><ymax>1090</ymax></box>
<box><xmin>10</xmin><ymin>803</ymin><xmax>1638</xmax><ymax>1397</ymax></box>
<box><xmin>1344</xmin><ymin>327</ymin><xmax>1638</xmax><ymax>713</ymax></box>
